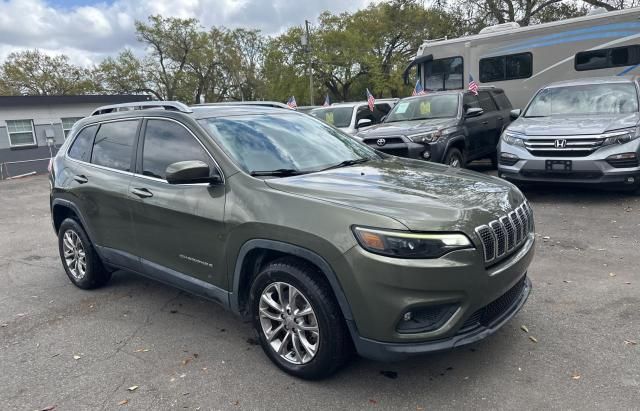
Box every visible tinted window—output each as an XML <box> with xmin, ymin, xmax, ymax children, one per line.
<box><xmin>91</xmin><ymin>120</ymin><xmax>139</xmax><ymax>172</ymax></box>
<box><xmin>355</xmin><ymin>104</ymin><xmax>391</xmax><ymax>126</ymax></box>
<box><xmin>478</xmin><ymin>91</ymin><xmax>498</xmax><ymax>112</ymax></box>
<box><xmin>386</xmin><ymin>94</ymin><xmax>459</xmax><ymax>122</ymax></box>
<box><xmin>491</xmin><ymin>90</ymin><xmax>512</xmax><ymax>110</ymax></box>
<box><xmin>463</xmin><ymin>94</ymin><xmax>480</xmax><ymax>110</ymax></box>
<box><xmin>424</xmin><ymin>57</ymin><xmax>463</xmax><ymax>91</ymax></box>
<box><xmin>142</xmin><ymin>120</ymin><xmax>212</xmax><ymax>180</ymax></box>
<box><xmin>309</xmin><ymin>107</ymin><xmax>354</xmax><ymax>128</ymax></box>
<box><xmin>68</xmin><ymin>125</ymin><xmax>97</xmax><ymax>162</ymax></box>
<box><xmin>479</xmin><ymin>53</ymin><xmax>532</xmax><ymax>82</ymax></box>
<box><xmin>575</xmin><ymin>46</ymin><xmax>640</xmax><ymax>71</ymax></box>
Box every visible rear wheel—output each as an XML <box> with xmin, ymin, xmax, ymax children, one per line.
<box><xmin>58</xmin><ymin>218</ymin><xmax>111</xmax><ymax>289</ymax></box>
<box><xmin>444</xmin><ymin>148</ymin><xmax>465</xmax><ymax>168</ymax></box>
<box><xmin>250</xmin><ymin>257</ymin><xmax>352</xmax><ymax>379</ymax></box>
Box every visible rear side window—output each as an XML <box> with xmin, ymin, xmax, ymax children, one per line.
<box><xmin>477</xmin><ymin>91</ymin><xmax>498</xmax><ymax>112</ymax></box>
<box><xmin>141</xmin><ymin>119</ymin><xmax>212</xmax><ymax>180</ymax></box>
<box><xmin>491</xmin><ymin>90</ymin><xmax>512</xmax><ymax>110</ymax></box>
<box><xmin>575</xmin><ymin>46</ymin><xmax>640</xmax><ymax>71</ymax></box>
<box><xmin>91</xmin><ymin>120</ymin><xmax>139</xmax><ymax>172</ymax></box>
<box><xmin>479</xmin><ymin>52</ymin><xmax>532</xmax><ymax>82</ymax></box>
<box><xmin>68</xmin><ymin>125</ymin><xmax>97</xmax><ymax>162</ymax></box>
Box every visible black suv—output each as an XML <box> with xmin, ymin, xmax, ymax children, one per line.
<box><xmin>355</xmin><ymin>88</ymin><xmax>513</xmax><ymax>168</ymax></box>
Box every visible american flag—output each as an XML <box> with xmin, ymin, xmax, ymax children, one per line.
<box><xmin>286</xmin><ymin>96</ymin><xmax>297</xmax><ymax>109</ymax></box>
<box><xmin>366</xmin><ymin>88</ymin><xmax>375</xmax><ymax>111</ymax></box>
<box><xmin>323</xmin><ymin>94</ymin><xmax>330</xmax><ymax>107</ymax></box>
<box><xmin>468</xmin><ymin>74</ymin><xmax>479</xmax><ymax>96</ymax></box>
<box><xmin>412</xmin><ymin>80</ymin><xmax>426</xmax><ymax>96</ymax></box>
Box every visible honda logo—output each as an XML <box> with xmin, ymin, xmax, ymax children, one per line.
<box><xmin>376</xmin><ymin>138</ymin><xmax>386</xmax><ymax>146</ymax></box>
<box><xmin>554</xmin><ymin>139</ymin><xmax>567</xmax><ymax>148</ymax></box>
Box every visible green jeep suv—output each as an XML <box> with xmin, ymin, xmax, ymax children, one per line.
<box><xmin>50</xmin><ymin>101</ymin><xmax>534</xmax><ymax>379</ymax></box>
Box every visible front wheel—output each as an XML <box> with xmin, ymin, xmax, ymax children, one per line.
<box><xmin>444</xmin><ymin>147</ymin><xmax>465</xmax><ymax>168</ymax></box>
<box><xmin>250</xmin><ymin>257</ymin><xmax>352</xmax><ymax>379</ymax></box>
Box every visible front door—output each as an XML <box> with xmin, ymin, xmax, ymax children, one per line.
<box><xmin>128</xmin><ymin>118</ymin><xmax>227</xmax><ymax>289</ymax></box>
<box><xmin>462</xmin><ymin>93</ymin><xmax>489</xmax><ymax>160</ymax></box>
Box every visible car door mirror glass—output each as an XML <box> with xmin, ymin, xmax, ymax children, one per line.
<box><xmin>357</xmin><ymin>118</ymin><xmax>373</xmax><ymax>128</ymax></box>
<box><xmin>510</xmin><ymin>109</ymin><xmax>521</xmax><ymax>119</ymax></box>
<box><xmin>165</xmin><ymin>160</ymin><xmax>220</xmax><ymax>185</ymax></box>
<box><xmin>465</xmin><ymin>107</ymin><xmax>484</xmax><ymax>118</ymax></box>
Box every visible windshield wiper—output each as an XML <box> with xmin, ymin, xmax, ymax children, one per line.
<box><xmin>320</xmin><ymin>158</ymin><xmax>370</xmax><ymax>171</ymax></box>
<box><xmin>250</xmin><ymin>168</ymin><xmax>304</xmax><ymax>177</ymax></box>
<box><xmin>524</xmin><ymin>115</ymin><xmax>547</xmax><ymax>118</ymax></box>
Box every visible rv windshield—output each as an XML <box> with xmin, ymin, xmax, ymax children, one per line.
<box><xmin>525</xmin><ymin>83</ymin><xmax>639</xmax><ymax>117</ymax></box>
<box><xmin>309</xmin><ymin>107</ymin><xmax>354</xmax><ymax>128</ymax></box>
<box><xmin>385</xmin><ymin>94</ymin><xmax>459</xmax><ymax>122</ymax></box>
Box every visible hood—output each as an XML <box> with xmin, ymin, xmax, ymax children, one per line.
<box><xmin>357</xmin><ymin>118</ymin><xmax>458</xmax><ymax>138</ymax></box>
<box><xmin>265</xmin><ymin>158</ymin><xmax>524</xmax><ymax>232</ymax></box>
<box><xmin>509</xmin><ymin>113</ymin><xmax>640</xmax><ymax>136</ymax></box>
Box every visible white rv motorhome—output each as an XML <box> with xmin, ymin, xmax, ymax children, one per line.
<box><xmin>403</xmin><ymin>7</ymin><xmax>640</xmax><ymax>108</ymax></box>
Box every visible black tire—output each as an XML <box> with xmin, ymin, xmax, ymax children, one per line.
<box><xmin>58</xmin><ymin>218</ymin><xmax>111</xmax><ymax>289</ymax></box>
<box><xmin>490</xmin><ymin>152</ymin><xmax>499</xmax><ymax>169</ymax></box>
<box><xmin>444</xmin><ymin>147</ymin><xmax>465</xmax><ymax>168</ymax></box>
<box><xmin>249</xmin><ymin>257</ymin><xmax>352</xmax><ymax>379</ymax></box>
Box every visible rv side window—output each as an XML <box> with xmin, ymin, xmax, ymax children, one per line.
<box><xmin>479</xmin><ymin>52</ymin><xmax>532</xmax><ymax>82</ymax></box>
<box><xmin>575</xmin><ymin>46</ymin><xmax>640</xmax><ymax>71</ymax></box>
<box><xmin>424</xmin><ymin>57</ymin><xmax>463</xmax><ymax>91</ymax></box>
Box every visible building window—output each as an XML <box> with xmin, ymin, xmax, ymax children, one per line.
<box><xmin>424</xmin><ymin>56</ymin><xmax>463</xmax><ymax>91</ymax></box>
<box><xmin>479</xmin><ymin>52</ymin><xmax>533</xmax><ymax>82</ymax></box>
<box><xmin>62</xmin><ymin>117</ymin><xmax>83</xmax><ymax>138</ymax></box>
<box><xmin>575</xmin><ymin>46</ymin><xmax>640</xmax><ymax>71</ymax></box>
<box><xmin>6</xmin><ymin>119</ymin><xmax>36</xmax><ymax>147</ymax></box>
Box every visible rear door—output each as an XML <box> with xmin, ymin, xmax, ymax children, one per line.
<box><xmin>462</xmin><ymin>93</ymin><xmax>488</xmax><ymax>160</ymax></box>
<box><xmin>128</xmin><ymin>118</ymin><xmax>227</xmax><ymax>289</ymax></box>
<box><xmin>65</xmin><ymin>120</ymin><xmax>140</xmax><ymax>268</ymax></box>
<box><xmin>476</xmin><ymin>91</ymin><xmax>500</xmax><ymax>157</ymax></box>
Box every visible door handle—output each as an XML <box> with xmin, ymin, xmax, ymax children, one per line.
<box><xmin>131</xmin><ymin>187</ymin><xmax>153</xmax><ymax>198</ymax></box>
<box><xmin>73</xmin><ymin>175</ymin><xmax>88</xmax><ymax>184</ymax></box>
<box><xmin>497</xmin><ymin>116</ymin><xmax>503</xmax><ymax>120</ymax></box>
<box><xmin>482</xmin><ymin>121</ymin><xmax>489</xmax><ymax>125</ymax></box>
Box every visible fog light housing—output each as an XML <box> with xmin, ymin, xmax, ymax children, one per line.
<box><xmin>422</xmin><ymin>151</ymin><xmax>431</xmax><ymax>160</ymax></box>
<box><xmin>396</xmin><ymin>304</ymin><xmax>458</xmax><ymax>333</ymax></box>
<box><xmin>499</xmin><ymin>152</ymin><xmax>519</xmax><ymax>166</ymax></box>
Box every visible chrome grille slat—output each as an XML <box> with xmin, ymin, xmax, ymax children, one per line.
<box><xmin>476</xmin><ymin>202</ymin><xmax>534</xmax><ymax>264</ymax></box>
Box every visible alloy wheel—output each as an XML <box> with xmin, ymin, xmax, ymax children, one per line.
<box><xmin>62</xmin><ymin>229</ymin><xmax>87</xmax><ymax>280</ymax></box>
<box><xmin>258</xmin><ymin>282</ymin><xmax>319</xmax><ymax>364</ymax></box>
<box><xmin>449</xmin><ymin>155</ymin><xmax>461</xmax><ymax>168</ymax></box>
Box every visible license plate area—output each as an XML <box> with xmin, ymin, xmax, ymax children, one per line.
<box><xmin>545</xmin><ymin>160</ymin><xmax>572</xmax><ymax>172</ymax></box>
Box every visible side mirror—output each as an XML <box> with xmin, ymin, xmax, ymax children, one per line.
<box><xmin>465</xmin><ymin>107</ymin><xmax>484</xmax><ymax>118</ymax></box>
<box><xmin>165</xmin><ymin>160</ymin><xmax>221</xmax><ymax>185</ymax></box>
<box><xmin>510</xmin><ymin>109</ymin><xmax>521</xmax><ymax>119</ymax></box>
<box><xmin>357</xmin><ymin>118</ymin><xmax>373</xmax><ymax>128</ymax></box>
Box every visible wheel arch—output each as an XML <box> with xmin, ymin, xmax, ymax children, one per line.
<box><xmin>230</xmin><ymin>239</ymin><xmax>355</xmax><ymax>325</ymax></box>
<box><xmin>51</xmin><ymin>199</ymin><xmax>98</xmax><ymax>251</ymax></box>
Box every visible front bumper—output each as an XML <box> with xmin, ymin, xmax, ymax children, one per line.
<box><xmin>498</xmin><ymin>142</ymin><xmax>640</xmax><ymax>187</ymax></box>
<box><xmin>340</xmin><ymin>233</ymin><xmax>535</xmax><ymax>361</ymax></box>
<box><xmin>360</xmin><ymin>137</ymin><xmax>448</xmax><ymax>163</ymax></box>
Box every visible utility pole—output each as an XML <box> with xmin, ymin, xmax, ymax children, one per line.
<box><xmin>305</xmin><ymin>20</ymin><xmax>313</xmax><ymax>106</ymax></box>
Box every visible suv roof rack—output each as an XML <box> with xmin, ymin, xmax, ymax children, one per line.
<box><xmin>90</xmin><ymin>101</ymin><xmax>193</xmax><ymax>116</ymax></box>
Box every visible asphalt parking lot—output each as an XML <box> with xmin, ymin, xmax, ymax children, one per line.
<box><xmin>1</xmin><ymin>173</ymin><xmax>638</xmax><ymax>410</ymax></box>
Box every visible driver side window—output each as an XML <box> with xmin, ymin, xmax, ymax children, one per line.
<box><xmin>463</xmin><ymin>94</ymin><xmax>480</xmax><ymax>111</ymax></box>
<box><xmin>141</xmin><ymin>119</ymin><xmax>212</xmax><ymax>181</ymax></box>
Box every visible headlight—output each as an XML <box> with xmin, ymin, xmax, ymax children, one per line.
<box><xmin>352</xmin><ymin>226</ymin><xmax>473</xmax><ymax>259</ymax></box>
<box><xmin>502</xmin><ymin>131</ymin><xmax>526</xmax><ymax>147</ymax></box>
<box><xmin>602</xmin><ymin>127</ymin><xmax>640</xmax><ymax>146</ymax></box>
<box><xmin>408</xmin><ymin>127</ymin><xmax>456</xmax><ymax>143</ymax></box>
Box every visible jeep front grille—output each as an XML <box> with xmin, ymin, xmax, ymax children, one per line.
<box><xmin>475</xmin><ymin>202</ymin><xmax>534</xmax><ymax>264</ymax></box>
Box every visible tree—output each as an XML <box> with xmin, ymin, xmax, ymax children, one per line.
<box><xmin>0</xmin><ymin>50</ymin><xmax>94</xmax><ymax>95</ymax></box>
<box><xmin>95</xmin><ymin>49</ymin><xmax>162</xmax><ymax>99</ymax></box>
<box><xmin>581</xmin><ymin>0</ymin><xmax>640</xmax><ymax>10</ymax></box>
<box><xmin>135</xmin><ymin>15</ymin><xmax>201</xmax><ymax>100</ymax></box>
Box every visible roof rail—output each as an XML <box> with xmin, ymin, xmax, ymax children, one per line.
<box><xmin>90</xmin><ymin>101</ymin><xmax>193</xmax><ymax>116</ymax></box>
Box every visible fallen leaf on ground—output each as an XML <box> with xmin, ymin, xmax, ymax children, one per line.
<box><xmin>73</xmin><ymin>355</ymin><xmax>81</xmax><ymax>360</ymax></box>
<box><xmin>563</xmin><ymin>280</ymin><xmax>572</xmax><ymax>283</ymax></box>
<box><xmin>179</xmin><ymin>373</ymin><xmax>186</xmax><ymax>378</ymax></box>
<box><xmin>609</xmin><ymin>272</ymin><xmax>617</xmax><ymax>277</ymax></box>
<box><xmin>542</xmin><ymin>236</ymin><xmax>550</xmax><ymax>240</ymax></box>
<box><xmin>571</xmin><ymin>372</ymin><xmax>581</xmax><ymax>380</ymax></box>
<box><xmin>182</xmin><ymin>357</ymin><xmax>192</xmax><ymax>365</ymax></box>
<box><xmin>193</xmin><ymin>353</ymin><xmax>199</xmax><ymax>358</ymax></box>
<box><xmin>624</xmin><ymin>339</ymin><xmax>637</xmax><ymax>345</ymax></box>
<box><xmin>529</xmin><ymin>336</ymin><xmax>538</xmax><ymax>343</ymax></box>
<box><xmin>369</xmin><ymin>399</ymin><xmax>378</xmax><ymax>404</ymax></box>
<box><xmin>625</xmin><ymin>282</ymin><xmax>631</xmax><ymax>285</ymax></box>
<box><xmin>520</xmin><ymin>325</ymin><xmax>529</xmax><ymax>333</ymax></box>
<box><xmin>134</xmin><ymin>348</ymin><xmax>150</xmax><ymax>353</ymax></box>
<box><xmin>1</xmin><ymin>323</ymin><xmax>7</xmax><ymax>327</ymax></box>
<box><xmin>232</xmin><ymin>400</ymin><xmax>240</xmax><ymax>406</ymax></box>
<box><xmin>118</xmin><ymin>399</ymin><xmax>129</xmax><ymax>406</ymax></box>
<box><xmin>127</xmin><ymin>386</ymin><xmax>139</xmax><ymax>392</ymax></box>
<box><xmin>416</xmin><ymin>407</ymin><xmax>424</xmax><ymax>411</ymax></box>
<box><xmin>40</xmin><ymin>406</ymin><xmax>56</xmax><ymax>411</ymax></box>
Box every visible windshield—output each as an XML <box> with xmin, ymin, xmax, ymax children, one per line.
<box><xmin>199</xmin><ymin>113</ymin><xmax>379</xmax><ymax>175</ymax></box>
<box><xmin>386</xmin><ymin>94</ymin><xmax>459</xmax><ymax>122</ymax></box>
<box><xmin>525</xmin><ymin>83</ymin><xmax>639</xmax><ymax>117</ymax></box>
<box><xmin>309</xmin><ymin>107</ymin><xmax>354</xmax><ymax>128</ymax></box>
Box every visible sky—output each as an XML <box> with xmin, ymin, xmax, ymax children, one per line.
<box><xmin>0</xmin><ymin>0</ymin><xmax>379</xmax><ymax>66</ymax></box>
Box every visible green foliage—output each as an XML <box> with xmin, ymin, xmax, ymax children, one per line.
<box><xmin>0</xmin><ymin>0</ymin><xmax>606</xmax><ymax>101</ymax></box>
